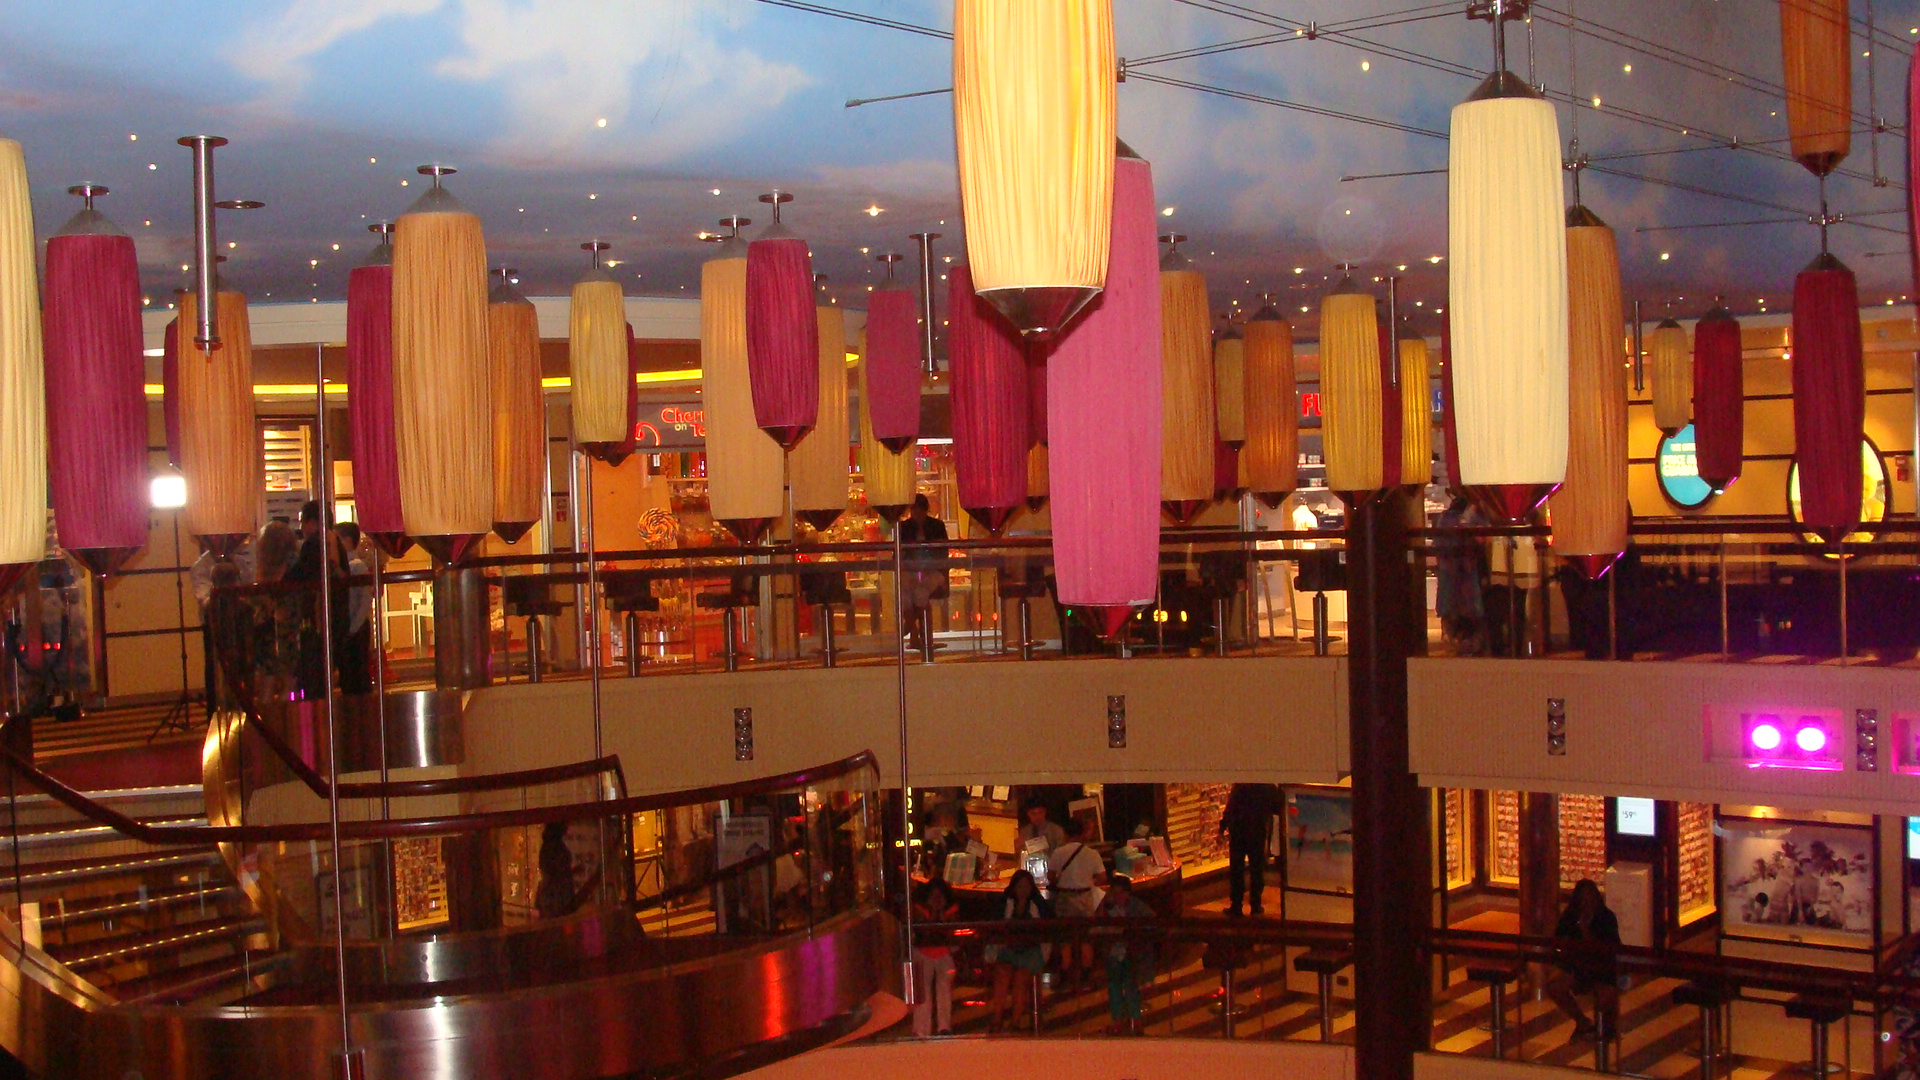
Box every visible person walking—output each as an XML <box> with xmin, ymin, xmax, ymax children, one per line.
<box><xmin>1221</xmin><ymin>783</ymin><xmax>1280</xmax><ymax>917</ymax></box>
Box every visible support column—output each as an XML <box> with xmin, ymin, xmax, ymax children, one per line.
<box><xmin>1347</xmin><ymin>489</ymin><xmax>1429</xmax><ymax>1080</ymax></box>
<box><xmin>433</xmin><ymin>567</ymin><xmax>492</xmax><ymax>691</ymax></box>
<box><xmin>1519</xmin><ymin>793</ymin><xmax>1562</xmax><ymax>938</ymax></box>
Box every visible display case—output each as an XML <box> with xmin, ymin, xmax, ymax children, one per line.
<box><xmin>1164</xmin><ymin>783</ymin><xmax>1231</xmax><ymax>876</ymax></box>
<box><xmin>1442</xmin><ymin>788</ymin><xmax>1473</xmax><ymax>891</ymax></box>
<box><xmin>1559</xmin><ymin>794</ymin><xmax>1607</xmax><ymax>890</ymax></box>
<box><xmin>1675</xmin><ymin>801</ymin><xmax>1716</xmax><ymax>926</ymax></box>
<box><xmin>1489</xmin><ymin>790</ymin><xmax>1521</xmax><ymax>886</ymax></box>
<box><xmin>393</xmin><ymin>837</ymin><xmax>448</xmax><ymax>931</ymax></box>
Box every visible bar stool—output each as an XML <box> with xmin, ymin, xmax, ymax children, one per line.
<box><xmin>601</xmin><ymin>571</ymin><xmax>661</xmax><ymax>677</ymax></box>
<box><xmin>1198</xmin><ymin>550</ymin><xmax>1247</xmax><ymax>657</ymax></box>
<box><xmin>799</xmin><ymin>568</ymin><xmax>851</xmax><ymax>668</ymax></box>
<box><xmin>1293</xmin><ymin>947</ymin><xmax>1353</xmax><ymax>1043</ymax></box>
<box><xmin>501</xmin><ymin>577</ymin><xmax>565</xmax><ymax>683</ymax></box>
<box><xmin>1671</xmin><ymin>978</ymin><xmax>1736</xmax><ymax>1079</ymax></box>
<box><xmin>999</xmin><ymin>563</ymin><xmax>1047</xmax><ymax>660</ymax></box>
<box><xmin>1784</xmin><ymin>993</ymin><xmax>1848</xmax><ymax>1077</ymax></box>
<box><xmin>1466</xmin><ymin>961</ymin><xmax>1527</xmax><ymax>1060</ymax></box>
<box><xmin>697</xmin><ymin>575</ymin><xmax>758</xmax><ymax>672</ymax></box>
<box><xmin>1203</xmin><ymin>940</ymin><xmax>1252</xmax><ymax>1038</ymax></box>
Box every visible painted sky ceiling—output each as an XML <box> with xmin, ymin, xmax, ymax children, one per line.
<box><xmin>0</xmin><ymin>0</ymin><xmax>1914</xmax><ymax>338</ymax></box>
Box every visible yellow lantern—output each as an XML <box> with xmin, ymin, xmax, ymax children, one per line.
<box><xmin>1553</xmin><ymin>206</ymin><xmax>1629</xmax><ymax>578</ymax></box>
<box><xmin>1649</xmin><ymin>317</ymin><xmax>1692</xmax><ymax>436</ymax></box>
<box><xmin>1397</xmin><ymin>332</ymin><xmax>1433</xmax><ymax>487</ymax></box>
<box><xmin>176</xmin><ymin>289</ymin><xmax>258</xmax><ymax>548</ymax></box>
<box><xmin>1242</xmin><ymin>303</ymin><xmax>1298</xmax><ymax>508</ymax></box>
<box><xmin>1159</xmin><ymin>236</ymin><xmax>1214</xmax><ymax>522</ymax></box>
<box><xmin>791</xmin><ymin>295</ymin><xmax>851</xmax><ymax>529</ymax></box>
<box><xmin>953</xmin><ymin>0</ymin><xmax>1116</xmax><ymax>338</ymax></box>
<box><xmin>0</xmin><ymin>137</ymin><xmax>45</xmax><ymax>584</ymax></box>
<box><xmin>1214</xmin><ymin>328</ymin><xmax>1246</xmax><ymax>448</ymax></box>
<box><xmin>703</xmin><ymin>220</ymin><xmax>785</xmax><ymax>543</ymax></box>
<box><xmin>1319</xmin><ymin>279</ymin><xmax>1383</xmax><ymax>497</ymax></box>
<box><xmin>488</xmin><ymin>269</ymin><xmax>544</xmax><ymax>543</ymax></box>
<box><xmin>1780</xmin><ymin>0</ymin><xmax>1852</xmax><ymax>175</ymax></box>
<box><xmin>857</xmin><ymin>329</ymin><xmax>915</xmax><ymax>520</ymax></box>
<box><xmin>570</xmin><ymin>241</ymin><xmax>630</xmax><ymax>459</ymax></box>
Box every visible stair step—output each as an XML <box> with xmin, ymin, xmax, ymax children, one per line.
<box><xmin>33</xmin><ymin>881</ymin><xmax>239</xmax><ymax>929</ymax></box>
<box><xmin>52</xmin><ymin>914</ymin><xmax>265</xmax><ymax>972</ymax></box>
<box><xmin>0</xmin><ymin>814</ymin><xmax>208</xmax><ymax>852</ymax></box>
<box><xmin>8</xmin><ymin>847</ymin><xmax>224</xmax><ymax>892</ymax></box>
<box><xmin>111</xmin><ymin>948</ymin><xmax>281</xmax><ymax>1006</ymax></box>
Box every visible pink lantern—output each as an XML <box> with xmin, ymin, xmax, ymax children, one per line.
<box><xmin>948</xmin><ymin>263</ymin><xmax>1029</xmax><ymax>534</ymax></box>
<box><xmin>346</xmin><ymin>225</ymin><xmax>410</xmax><ymax>557</ymax></box>
<box><xmin>1047</xmin><ymin>142</ymin><xmax>1163</xmax><ymax>639</ymax></box>
<box><xmin>41</xmin><ymin>185</ymin><xmax>145</xmax><ymax>574</ymax></box>
<box><xmin>744</xmin><ymin>192</ymin><xmax>818</xmax><ymax>448</ymax></box>
<box><xmin>865</xmin><ymin>258</ymin><xmax>921</xmax><ymax>451</ymax></box>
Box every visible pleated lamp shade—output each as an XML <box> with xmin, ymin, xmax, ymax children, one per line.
<box><xmin>1047</xmin><ymin>144</ymin><xmax>1162</xmax><ymax>637</ymax></box>
<box><xmin>1792</xmin><ymin>252</ymin><xmax>1866</xmax><ymax>540</ymax></box>
<box><xmin>1449</xmin><ymin>79</ymin><xmax>1569</xmax><ymax>523</ymax></box>
<box><xmin>391</xmin><ymin>177</ymin><xmax>492</xmax><ymax>564</ymax></box>
<box><xmin>953</xmin><ymin>0</ymin><xmax>1115</xmax><ymax>339</ymax></box>
<box><xmin>1439</xmin><ymin>312</ymin><xmax>1463</xmax><ymax>490</ymax></box>
<box><xmin>1377</xmin><ymin>321</ymin><xmax>1403</xmax><ymax>490</ymax></box>
<box><xmin>1648</xmin><ymin>318</ymin><xmax>1692</xmax><ymax>436</ymax></box>
<box><xmin>948</xmin><ymin>263</ymin><xmax>1030</xmax><ymax>534</ymax></box>
<box><xmin>1026</xmin><ymin>443</ymin><xmax>1050</xmax><ymax>511</ymax></box>
<box><xmin>1159</xmin><ymin>245</ymin><xmax>1214</xmax><ymax>523</ymax></box>
<box><xmin>704</xmin><ymin>233</ymin><xmax>785</xmax><ymax>542</ymax></box>
<box><xmin>570</xmin><ymin>254</ymin><xmax>631</xmax><ymax>462</ymax></box>
<box><xmin>864</xmin><ymin>282</ymin><xmax>921</xmax><ymax>451</ymax></box>
<box><xmin>1552</xmin><ymin>207</ymin><xmax>1628</xmax><ymax>579</ymax></box>
<box><xmin>0</xmin><ymin>139</ymin><xmax>45</xmax><ymax>593</ymax></box>
<box><xmin>605</xmin><ymin>323</ymin><xmax>643</xmax><ymax>468</ymax></box>
<box><xmin>346</xmin><ymin>243</ymin><xmax>408</xmax><ymax>557</ymax></box>
<box><xmin>745</xmin><ymin>218</ymin><xmax>819</xmax><ymax>447</ymax></box>
<box><xmin>162</xmin><ymin>318</ymin><xmax>181</xmax><ymax>469</ymax></box>
<box><xmin>176</xmin><ymin>289</ymin><xmax>258</xmax><ymax>548</ymax></box>
<box><xmin>1212</xmin><ymin>433</ymin><xmax>1242</xmax><ymax>502</ymax></box>
<box><xmin>1692</xmin><ymin>305</ymin><xmax>1745</xmax><ymax>493</ymax></box>
<box><xmin>1214</xmin><ymin>329</ymin><xmax>1246</xmax><ymax>448</ymax></box>
<box><xmin>1319</xmin><ymin>281</ymin><xmax>1384</xmax><ymax>499</ymax></box>
<box><xmin>1397</xmin><ymin>332</ymin><xmax>1434</xmax><ymax>489</ymax></box>
<box><xmin>856</xmin><ymin>328</ymin><xmax>916</xmax><ymax>522</ymax></box>
<box><xmin>1242</xmin><ymin>304</ymin><xmax>1297</xmax><ymax>509</ymax></box>
<box><xmin>42</xmin><ymin>191</ymin><xmax>145</xmax><ymax>574</ymax></box>
<box><xmin>1780</xmin><ymin>0</ymin><xmax>1852</xmax><ymax>176</ymax></box>
<box><xmin>488</xmin><ymin>274</ymin><xmax>544</xmax><ymax>543</ymax></box>
<box><xmin>790</xmin><ymin>302</ymin><xmax>851</xmax><ymax>530</ymax></box>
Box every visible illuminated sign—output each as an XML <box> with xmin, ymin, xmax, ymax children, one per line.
<box><xmin>637</xmin><ymin>402</ymin><xmax>706</xmax><ymax>448</ymax></box>
<box><xmin>1656</xmin><ymin>424</ymin><xmax>1714</xmax><ymax>509</ymax></box>
<box><xmin>1615</xmin><ymin>797</ymin><xmax>1657</xmax><ymax>837</ymax></box>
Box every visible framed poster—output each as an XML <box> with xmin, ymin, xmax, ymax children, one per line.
<box><xmin>1284</xmin><ymin>787</ymin><xmax>1354</xmax><ymax>894</ymax></box>
<box><xmin>1719</xmin><ymin>816</ymin><xmax>1873</xmax><ymax>950</ymax></box>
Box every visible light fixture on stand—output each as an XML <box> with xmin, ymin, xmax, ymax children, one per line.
<box><xmin>178</xmin><ymin>201</ymin><xmax>262</xmax><ymax>556</ymax></box>
<box><xmin>1158</xmin><ymin>233</ymin><xmax>1215</xmax><ymax>523</ymax></box>
<box><xmin>1449</xmin><ymin>0</ymin><xmax>1569</xmax><ymax>524</ymax></box>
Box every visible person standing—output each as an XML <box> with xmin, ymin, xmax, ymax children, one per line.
<box><xmin>1096</xmin><ymin>874</ymin><xmax>1156</xmax><ymax>1035</ymax></box>
<box><xmin>1048</xmin><ymin>817</ymin><xmax>1104</xmax><ymax>989</ymax></box>
<box><xmin>911</xmin><ymin>879</ymin><xmax>960</xmax><ymax>1036</ymax></box>
<box><xmin>896</xmin><ymin>493</ymin><xmax>949</xmax><ymax>654</ymax></box>
<box><xmin>285</xmin><ymin>501</ymin><xmax>330</xmax><ymax>700</ymax></box>
<box><xmin>986</xmin><ymin>869</ymin><xmax>1049</xmax><ymax>1034</ymax></box>
<box><xmin>1221</xmin><ymin>783</ymin><xmax>1279</xmax><ymax>917</ymax></box>
<box><xmin>1016</xmin><ymin>802</ymin><xmax>1065</xmax><ymax>859</ymax></box>
<box><xmin>333</xmin><ymin>523</ymin><xmax>374</xmax><ymax>694</ymax></box>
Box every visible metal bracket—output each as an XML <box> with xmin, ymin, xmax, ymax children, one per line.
<box><xmin>1108</xmin><ymin>695</ymin><xmax>1128</xmax><ymax>749</ymax></box>
<box><xmin>1855</xmin><ymin>709</ymin><xmax>1879</xmax><ymax>772</ymax></box>
<box><xmin>1546</xmin><ymin>698</ymin><xmax>1567</xmax><ymax>756</ymax></box>
<box><xmin>734</xmin><ymin>708</ymin><xmax>754</xmax><ymax>761</ymax></box>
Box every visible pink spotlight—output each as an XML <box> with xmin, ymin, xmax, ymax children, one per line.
<box><xmin>1749</xmin><ymin>723</ymin><xmax>1783</xmax><ymax>752</ymax></box>
<box><xmin>1795</xmin><ymin>725</ymin><xmax>1828</xmax><ymax>754</ymax></box>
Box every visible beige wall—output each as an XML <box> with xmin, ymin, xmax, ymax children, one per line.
<box><xmin>742</xmin><ymin>1038</ymin><xmax>1353</xmax><ymax>1080</ymax></box>
<box><xmin>463</xmin><ymin>656</ymin><xmax>1348</xmax><ymax>794</ymax></box>
<box><xmin>1409</xmin><ymin>657</ymin><xmax>1920</xmax><ymax>815</ymax></box>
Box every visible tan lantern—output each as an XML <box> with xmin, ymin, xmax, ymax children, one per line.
<box><xmin>1397</xmin><ymin>330</ymin><xmax>1433</xmax><ymax>487</ymax></box>
<box><xmin>176</xmin><ymin>289</ymin><xmax>259</xmax><ymax>549</ymax></box>
<box><xmin>1552</xmin><ymin>205</ymin><xmax>1629</xmax><ymax>578</ymax></box>
<box><xmin>571</xmin><ymin>241</ymin><xmax>630</xmax><ymax>460</ymax></box>
<box><xmin>488</xmin><ymin>268</ymin><xmax>544</xmax><ymax>543</ymax></box>
<box><xmin>857</xmin><ymin>328</ymin><xmax>916</xmax><ymax>520</ymax></box>
<box><xmin>1448</xmin><ymin>53</ymin><xmax>1569</xmax><ymax>522</ymax></box>
<box><xmin>1214</xmin><ymin>326</ymin><xmax>1246</xmax><ymax>448</ymax></box>
<box><xmin>703</xmin><ymin>217</ymin><xmax>786</xmax><ymax>543</ymax></box>
<box><xmin>1242</xmin><ymin>301</ymin><xmax>1297</xmax><ymax>508</ymax></box>
<box><xmin>0</xmin><ymin>137</ymin><xmax>45</xmax><ymax>588</ymax></box>
<box><xmin>1780</xmin><ymin>0</ymin><xmax>1852</xmax><ymax>175</ymax></box>
<box><xmin>1158</xmin><ymin>234</ymin><xmax>1214</xmax><ymax>522</ymax></box>
<box><xmin>952</xmin><ymin>0</ymin><xmax>1116</xmax><ymax>338</ymax></box>
<box><xmin>1026</xmin><ymin>443</ymin><xmax>1049</xmax><ymax>511</ymax></box>
<box><xmin>791</xmin><ymin>287</ymin><xmax>851</xmax><ymax>530</ymax></box>
<box><xmin>1649</xmin><ymin>316</ymin><xmax>1692</xmax><ymax>436</ymax></box>
<box><xmin>1320</xmin><ymin>277</ymin><xmax>1384</xmax><ymax>498</ymax></box>
<box><xmin>391</xmin><ymin>165</ymin><xmax>492</xmax><ymax>563</ymax></box>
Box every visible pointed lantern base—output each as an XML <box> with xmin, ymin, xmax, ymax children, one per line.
<box><xmin>1466</xmin><ymin>483</ymin><xmax>1560</xmax><ymax>526</ymax></box>
<box><xmin>978</xmin><ymin>286</ymin><xmax>1102</xmax><ymax>342</ymax></box>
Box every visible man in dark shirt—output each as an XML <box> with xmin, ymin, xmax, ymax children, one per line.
<box><xmin>1545</xmin><ymin>878</ymin><xmax>1622</xmax><ymax>1040</ymax></box>
<box><xmin>896</xmin><ymin>494</ymin><xmax>948</xmax><ymax>654</ymax></box>
<box><xmin>1220</xmin><ymin>783</ymin><xmax>1280</xmax><ymax>917</ymax></box>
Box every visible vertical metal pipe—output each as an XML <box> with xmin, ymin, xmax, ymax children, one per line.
<box><xmin>177</xmin><ymin>136</ymin><xmax>226</xmax><ymax>350</ymax></box>
<box><xmin>1839</xmin><ymin>550</ymin><xmax>1850</xmax><ymax>666</ymax></box>
<box><xmin>372</xmin><ymin>545</ymin><xmax>394</xmax><ymax>938</ymax></box>
<box><xmin>908</xmin><ymin>232</ymin><xmax>941</xmax><ymax>376</ymax></box>
<box><xmin>1607</xmin><ymin>563</ymin><xmax>1617</xmax><ymax>661</ymax></box>
<box><xmin>892</xmin><ymin>526</ymin><xmax>915</xmax><ymax>1005</ymax></box>
<box><xmin>314</xmin><ymin>345</ymin><xmax>356</xmax><ymax>1071</ymax></box>
<box><xmin>1630</xmin><ymin>300</ymin><xmax>1645</xmax><ymax>393</ymax></box>
<box><xmin>1386</xmin><ymin>277</ymin><xmax>1400</xmax><ymax>390</ymax></box>
<box><xmin>581</xmin><ymin>452</ymin><xmax>604</xmax><ymax>758</ymax></box>
<box><xmin>1719</xmin><ymin>541</ymin><xmax>1729</xmax><ymax>662</ymax></box>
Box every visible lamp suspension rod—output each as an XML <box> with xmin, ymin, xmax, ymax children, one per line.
<box><xmin>178</xmin><ymin>135</ymin><xmax>227</xmax><ymax>350</ymax></box>
<box><xmin>1630</xmin><ymin>299</ymin><xmax>1644</xmax><ymax>392</ymax></box>
<box><xmin>909</xmin><ymin>232</ymin><xmax>940</xmax><ymax>376</ymax></box>
<box><xmin>314</xmin><ymin>343</ymin><xmax>358</xmax><ymax>1073</ymax></box>
<box><xmin>1386</xmin><ymin>275</ymin><xmax>1400</xmax><ymax>389</ymax></box>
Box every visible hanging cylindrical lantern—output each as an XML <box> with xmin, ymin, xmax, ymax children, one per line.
<box><xmin>489</xmin><ymin>268</ymin><xmax>544</xmax><ymax>543</ymax></box>
<box><xmin>162</xmin><ymin>317</ymin><xmax>181</xmax><ymax>469</ymax></box>
<box><xmin>1027</xmin><ymin>345</ymin><xmax>1048</xmax><ymax>447</ymax></box>
<box><xmin>1440</xmin><ymin>310</ymin><xmax>1462</xmax><ymax>490</ymax></box>
<box><xmin>1397</xmin><ymin>329</ymin><xmax>1434</xmax><ymax>488</ymax></box>
<box><xmin>571</xmin><ymin>241</ymin><xmax>630</xmax><ymax>463</ymax></box>
<box><xmin>1449</xmin><ymin>63</ymin><xmax>1569</xmax><ymax>522</ymax></box>
<box><xmin>790</xmin><ymin>290</ymin><xmax>850</xmax><ymax>530</ymax></box>
<box><xmin>1214</xmin><ymin>326</ymin><xmax>1246</xmax><ymax>448</ymax></box>
<box><xmin>1648</xmin><ymin>317</ymin><xmax>1692</xmax><ymax>436</ymax></box>
<box><xmin>1320</xmin><ymin>277</ymin><xmax>1385</xmax><ymax>499</ymax></box>
<box><xmin>0</xmin><ymin>137</ymin><xmax>45</xmax><ymax>594</ymax></box>
<box><xmin>1242</xmin><ymin>302</ymin><xmax>1297</xmax><ymax>509</ymax></box>
<box><xmin>745</xmin><ymin>192</ymin><xmax>818</xmax><ymax>447</ymax></box>
<box><xmin>1047</xmin><ymin>141</ymin><xmax>1162</xmax><ymax>637</ymax></box>
<box><xmin>1212</xmin><ymin>433</ymin><xmax>1242</xmax><ymax>503</ymax></box>
<box><xmin>1553</xmin><ymin>206</ymin><xmax>1629</xmax><ymax>578</ymax></box>
<box><xmin>1780</xmin><ymin>0</ymin><xmax>1853</xmax><ymax>176</ymax></box>
<box><xmin>176</xmin><ymin>288</ymin><xmax>257</xmax><ymax>548</ymax></box>
<box><xmin>1793</xmin><ymin>252</ymin><xmax>1866</xmax><ymax>540</ymax></box>
<box><xmin>41</xmin><ymin>183</ymin><xmax>145</xmax><ymax>574</ymax></box>
<box><xmin>864</xmin><ymin>255</ymin><xmax>921</xmax><ymax>451</ymax></box>
<box><xmin>704</xmin><ymin>219</ymin><xmax>785</xmax><ymax>542</ymax></box>
<box><xmin>390</xmin><ymin>166</ymin><xmax>492</xmax><ymax>563</ymax></box>
<box><xmin>1026</xmin><ymin>443</ymin><xmax>1050</xmax><ymax>511</ymax></box>
<box><xmin>1692</xmin><ymin>304</ymin><xmax>1745</xmax><ymax>493</ymax></box>
<box><xmin>346</xmin><ymin>224</ymin><xmax>409</xmax><ymax>557</ymax></box>
<box><xmin>1159</xmin><ymin>235</ymin><xmax>1214</xmax><ymax>523</ymax></box>
<box><xmin>1377</xmin><ymin>320</ymin><xmax>1404</xmax><ymax>490</ymax></box>
<box><xmin>953</xmin><ymin>0</ymin><xmax>1116</xmax><ymax>339</ymax></box>
<box><xmin>606</xmin><ymin>322</ymin><xmax>644</xmax><ymax>468</ymax></box>
<box><xmin>857</xmin><ymin>328</ymin><xmax>916</xmax><ymax>522</ymax></box>
<box><xmin>948</xmin><ymin>263</ymin><xmax>1030</xmax><ymax>533</ymax></box>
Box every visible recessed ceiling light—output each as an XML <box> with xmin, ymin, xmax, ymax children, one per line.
<box><xmin>1591</xmin><ymin>96</ymin><xmax>1602</xmax><ymax>107</ymax></box>
<box><xmin>147</xmin><ymin>163</ymin><xmax>157</xmax><ymax>170</ymax></box>
<box><xmin>370</xmin><ymin>156</ymin><xmax>377</xmax><ymax>163</ymax></box>
<box><xmin>1161</xmin><ymin>206</ymin><xmax>1175</xmax><ymax>217</ymax></box>
<box><xmin>331</xmin><ymin>243</ymin><xmax>340</xmax><ymax>251</ymax></box>
<box><xmin>589</xmin><ymin>193</ymin><xmax>598</xmax><ymax>200</ymax></box>
<box><xmin>226</xmin><ymin>241</ymin><xmax>236</xmax><ymax>249</ymax></box>
<box><xmin>1428</xmin><ymin>255</ymin><xmax>1442</xmax><ymax>263</ymax></box>
<box><xmin>596</xmin><ymin>117</ymin><xmax>608</xmax><ymax>128</ymax></box>
<box><xmin>1396</xmin><ymin>264</ymin><xmax>1407</xmax><ymax>271</ymax></box>
<box><xmin>400</xmin><ymin>179</ymin><xmax>409</xmax><ymax>186</ymax></box>
<box><xmin>710</xmin><ymin>188</ymin><xmax>721</xmax><ymax>195</ymax></box>
<box><xmin>1360</xmin><ymin>60</ymin><xmax>1371</xmax><ymax>71</ymax></box>
<box><xmin>1660</xmin><ymin>252</ymin><xmax>1671</xmax><ymax>261</ymax></box>
<box><xmin>865</xmin><ymin>204</ymin><xmax>884</xmax><ymax>217</ymax></box>
<box><xmin>128</xmin><ymin>133</ymin><xmax>137</xmax><ymax>141</ymax></box>
<box><xmin>1293</xmin><ymin>267</ymin><xmax>1304</xmax><ymax>274</ymax></box>
<box><xmin>1622</xmin><ymin>64</ymin><xmax>1632</xmax><ymax>73</ymax></box>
